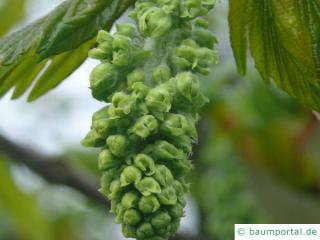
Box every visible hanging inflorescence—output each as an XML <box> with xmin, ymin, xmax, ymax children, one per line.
<box><xmin>82</xmin><ymin>0</ymin><xmax>218</xmax><ymax>239</ymax></box>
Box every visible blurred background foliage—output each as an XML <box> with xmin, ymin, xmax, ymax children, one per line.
<box><xmin>0</xmin><ymin>1</ymin><xmax>320</xmax><ymax>240</ymax></box>
<box><xmin>0</xmin><ymin>0</ymin><xmax>25</xmax><ymax>36</ymax></box>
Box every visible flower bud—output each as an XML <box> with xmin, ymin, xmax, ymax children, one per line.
<box><xmin>123</xmin><ymin>209</ymin><xmax>142</xmax><ymax>225</ymax></box>
<box><xmin>81</xmin><ymin>129</ymin><xmax>105</xmax><ymax>147</ymax></box>
<box><xmin>88</xmin><ymin>40</ymin><xmax>113</xmax><ymax>61</ymax></box>
<box><xmin>89</xmin><ymin>31</ymin><xmax>114</xmax><ymax>59</ymax></box>
<box><xmin>99</xmin><ymin>169</ymin><xmax>116</xmax><ymax>196</ymax></box>
<box><xmin>130</xmin><ymin>2</ymin><xmax>154</xmax><ymax>20</ymax></box>
<box><xmin>195</xmin><ymin>47</ymin><xmax>218</xmax><ymax>75</ymax></box>
<box><xmin>179</xmin><ymin>0</ymin><xmax>215</xmax><ymax>20</ymax></box>
<box><xmin>202</xmin><ymin>0</ymin><xmax>216</xmax><ymax>9</ymax></box>
<box><xmin>122</xmin><ymin>224</ymin><xmax>137</xmax><ymax>238</ymax></box>
<box><xmin>88</xmin><ymin>48</ymin><xmax>109</xmax><ymax>60</ymax></box>
<box><xmin>169</xmin><ymin>219</ymin><xmax>181</xmax><ymax>234</ymax></box>
<box><xmin>109</xmin><ymin>92</ymin><xmax>135</xmax><ymax>117</ymax></box>
<box><xmin>175</xmin><ymin>45</ymin><xmax>197</xmax><ymax>69</ymax></box>
<box><xmin>134</xmin><ymin>154</ymin><xmax>156</xmax><ymax>176</ymax></box>
<box><xmin>173</xmin><ymin>135</ymin><xmax>193</xmax><ymax>153</ymax></box>
<box><xmin>179</xmin><ymin>0</ymin><xmax>203</xmax><ymax>20</ymax></box>
<box><xmin>139</xmin><ymin>195</ymin><xmax>160</xmax><ymax>214</ymax></box>
<box><xmin>157</xmin><ymin>0</ymin><xmax>179</xmax><ymax>14</ymax></box>
<box><xmin>169</xmin><ymin>204</ymin><xmax>185</xmax><ymax>218</ymax></box>
<box><xmin>164</xmin><ymin>113</ymin><xmax>198</xmax><ymax>140</ymax></box>
<box><xmin>156</xmin><ymin>225</ymin><xmax>171</xmax><ymax>236</ymax></box>
<box><xmin>112</xmin><ymin>34</ymin><xmax>148</xmax><ymax>67</ymax></box>
<box><xmin>112</xmin><ymin>50</ymin><xmax>133</xmax><ymax>68</ymax></box>
<box><xmin>135</xmin><ymin>177</ymin><xmax>161</xmax><ymax>196</ymax></box>
<box><xmin>115</xmin><ymin>204</ymin><xmax>125</xmax><ymax>223</ymax></box>
<box><xmin>186</xmin><ymin>117</ymin><xmax>198</xmax><ymax>139</ymax></box>
<box><xmin>193</xmin><ymin>92</ymin><xmax>209</xmax><ymax>110</ymax></box>
<box><xmin>127</xmin><ymin>69</ymin><xmax>146</xmax><ymax>89</ymax></box>
<box><xmin>172</xmin><ymin>55</ymin><xmax>192</xmax><ymax>70</ymax></box>
<box><xmin>173</xmin><ymin>180</ymin><xmax>184</xmax><ymax>196</ymax></box>
<box><xmin>98</xmin><ymin>41</ymin><xmax>114</xmax><ymax>55</ymax></box>
<box><xmin>173</xmin><ymin>180</ymin><xmax>188</xmax><ymax>204</ymax></box>
<box><xmin>125</xmin><ymin>154</ymin><xmax>136</xmax><ymax>165</ymax></box>
<box><xmin>136</xmin><ymin>222</ymin><xmax>154</xmax><ymax>239</ymax></box>
<box><xmin>157</xmin><ymin>186</ymin><xmax>177</xmax><ymax>205</ymax></box>
<box><xmin>175</xmin><ymin>72</ymin><xmax>200</xmax><ymax>102</ymax></box>
<box><xmin>112</xmin><ymin>35</ymin><xmax>133</xmax><ymax>67</ymax></box>
<box><xmin>153</xmin><ymin>140</ymin><xmax>183</xmax><ymax>160</ymax></box>
<box><xmin>139</xmin><ymin>7</ymin><xmax>172</xmax><ymax>38</ymax></box>
<box><xmin>132</xmin><ymin>82</ymin><xmax>149</xmax><ymax>99</ymax></box>
<box><xmin>194</xmin><ymin>18</ymin><xmax>209</xmax><ymax>29</ymax></box>
<box><xmin>121</xmin><ymin>191</ymin><xmax>140</xmax><ymax>209</ymax></box>
<box><xmin>135</xmin><ymin>103</ymin><xmax>150</xmax><ymax>117</ymax></box>
<box><xmin>151</xmin><ymin>141</ymin><xmax>192</xmax><ymax>174</ymax></box>
<box><xmin>106</xmin><ymin>135</ymin><xmax>127</xmax><ymax>156</ymax></box>
<box><xmin>92</xmin><ymin>118</ymin><xmax>113</xmax><ymax>139</ymax></box>
<box><xmin>131</xmin><ymin>115</ymin><xmax>158</xmax><ymax>138</ymax></box>
<box><xmin>116</xmin><ymin>23</ymin><xmax>136</xmax><ymax>38</ymax></box>
<box><xmin>120</xmin><ymin>166</ymin><xmax>142</xmax><ymax>187</ymax></box>
<box><xmin>110</xmin><ymin>196</ymin><xmax>121</xmax><ymax>213</ymax></box>
<box><xmin>152</xmin><ymin>65</ymin><xmax>171</xmax><ymax>84</ymax></box>
<box><xmin>91</xmin><ymin>108</ymin><xmax>115</xmax><ymax>136</ymax></box>
<box><xmin>151</xmin><ymin>211</ymin><xmax>171</xmax><ymax>228</ymax></box>
<box><xmin>92</xmin><ymin>106</ymin><xmax>109</xmax><ymax>121</ymax></box>
<box><xmin>89</xmin><ymin>62</ymin><xmax>118</xmax><ymax>101</ymax></box>
<box><xmin>153</xmin><ymin>165</ymin><xmax>174</xmax><ymax>186</ymax></box>
<box><xmin>109</xmin><ymin>179</ymin><xmax>122</xmax><ymax>199</ymax></box>
<box><xmin>98</xmin><ymin>149</ymin><xmax>118</xmax><ymax>171</ymax></box>
<box><xmin>180</xmin><ymin>0</ymin><xmax>216</xmax><ymax>20</ymax></box>
<box><xmin>161</xmin><ymin>113</ymin><xmax>189</xmax><ymax>137</ymax></box>
<box><xmin>192</xmin><ymin>28</ymin><xmax>217</xmax><ymax>49</ymax></box>
<box><xmin>96</xmin><ymin>30</ymin><xmax>113</xmax><ymax>44</ymax></box>
<box><xmin>146</xmin><ymin>86</ymin><xmax>172</xmax><ymax>114</ymax></box>
<box><xmin>112</xmin><ymin>34</ymin><xmax>131</xmax><ymax>50</ymax></box>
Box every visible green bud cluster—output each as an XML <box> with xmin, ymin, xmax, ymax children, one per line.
<box><xmin>83</xmin><ymin>0</ymin><xmax>218</xmax><ymax>239</ymax></box>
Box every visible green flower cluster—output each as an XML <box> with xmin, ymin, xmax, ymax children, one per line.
<box><xmin>82</xmin><ymin>0</ymin><xmax>217</xmax><ymax>239</ymax></box>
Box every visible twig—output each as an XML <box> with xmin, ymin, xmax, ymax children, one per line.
<box><xmin>0</xmin><ymin>133</ymin><xmax>107</xmax><ymax>206</ymax></box>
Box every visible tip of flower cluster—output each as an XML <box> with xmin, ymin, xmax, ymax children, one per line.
<box><xmin>130</xmin><ymin>0</ymin><xmax>216</xmax><ymax>39</ymax></box>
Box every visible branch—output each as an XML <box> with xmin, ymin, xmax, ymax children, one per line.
<box><xmin>0</xmin><ymin>133</ymin><xmax>107</xmax><ymax>205</ymax></box>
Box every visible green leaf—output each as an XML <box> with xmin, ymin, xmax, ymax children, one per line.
<box><xmin>228</xmin><ymin>0</ymin><xmax>248</xmax><ymax>75</ymax></box>
<box><xmin>11</xmin><ymin>61</ymin><xmax>47</xmax><ymax>99</ymax></box>
<box><xmin>229</xmin><ymin>0</ymin><xmax>320</xmax><ymax>111</ymax></box>
<box><xmin>28</xmin><ymin>39</ymin><xmax>94</xmax><ymax>101</ymax></box>
<box><xmin>0</xmin><ymin>0</ymin><xmax>133</xmax><ymax>101</ymax></box>
<box><xmin>0</xmin><ymin>156</ymin><xmax>53</xmax><ymax>240</ymax></box>
<box><xmin>37</xmin><ymin>0</ymin><xmax>121</xmax><ymax>59</ymax></box>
